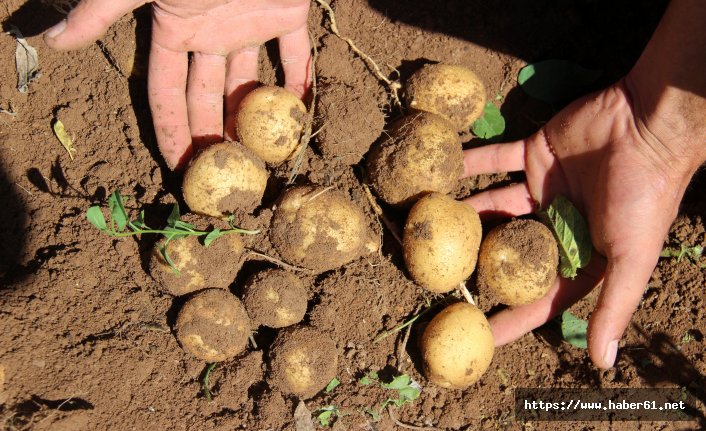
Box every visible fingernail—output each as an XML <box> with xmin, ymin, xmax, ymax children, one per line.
<box><xmin>45</xmin><ymin>20</ymin><xmax>67</xmax><ymax>39</ymax></box>
<box><xmin>603</xmin><ymin>339</ymin><xmax>619</xmax><ymax>367</ymax></box>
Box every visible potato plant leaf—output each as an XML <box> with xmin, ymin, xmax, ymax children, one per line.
<box><xmin>561</xmin><ymin>311</ymin><xmax>587</xmax><ymax>349</ymax></box>
<box><xmin>86</xmin><ymin>206</ymin><xmax>107</xmax><ymax>231</ymax></box>
<box><xmin>518</xmin><ymin>60</ymin><xmax>601</xmax><ymax>104</ymax></box>
<box><xmin>203</xmin><ymin>229</ymin><xmax>221</xmax><ymax>247</ymax></box>
<box><xmin>325</xmin><ymin>377</ymin><xmax>340</xmax><ymax>393</ymax></box>
<box><xmin>52</xmin><ymin>119</ymin><xmax>76</xmax><ymax>160</ymax></box>
<box><xmin>381</xmin><ymin>374</ymin><xmax>420</xmax><ymax>407</ymax></box>
<box><xmin>539</xmin><ymin>195</ymin><xmax>591</xmax><ymax>279</ymax></box>
<box><xmin>315</xmin><ymin>406</ymin><xmax>337</xmax><ymax>427</ymax></box>
<box><xmin>167</xmin><ymin>203</ymin><xmax>181</xmax><ymax>225</ymax></box>
<box><xmin>108</xmin><ymin>191</ymin><xmax>129</xmax><ymax>231</ymax></box>
<box><xmin>471</xmin><ymin>103</ymin><xmax>505</xmax><ymax>139</ymax></box>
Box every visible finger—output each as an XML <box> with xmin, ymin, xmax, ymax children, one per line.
<box><xmin>463</xmin><ymin>182</ymin><xmax>536</xmax><ymax>219</ymax></box>
<box><xmin>278</xmin><ymin>24</ymin><xmax>312</xmax><ymax>98</ymax></box>
<box><xmin>44</xmin><ymin>0</ymin><xmax>145</xmax><ymax>50</ymax></box>
<box><xmin>187</xmin><ymin>53</ymin><xmax>227</xmax><ymax>148</ymax></box>
<box><xmin>148</xmin><ymin>42</ymin><xmax>190</xmax><ymax>170</ymax></box>
<box><xmin>462</xmin><ymin>140</ymin><xmax>526</xmax><ymax>178</ymax></box>
<box><xmin>489</xmin><ymin>254</ymin><xmax>606</xmax><ymax>346</ymax></box>
<box><xmin>225</xmin><ymin>46</ymin><xmax>260</xmax><ymax>140</ymax></box>
<box><xmin>587</xmin><ymin>245</ymin><xmax>662</xmax><ymax>369</ymax></box>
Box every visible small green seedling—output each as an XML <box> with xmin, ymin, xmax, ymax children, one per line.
<box><xmin>660</xmin><ymin>244</ymin><xmax>704</xmax><ymax>266</ymax></box>
<box><xmin>539</xmin><ymin>195</ymin><xmax>592</xmax><ymax>279</ymax></box>
<box><xmin>200</xmin><ymin>362</ymin><xmax>218</xmax><ymax>401</ymax></box>
<box><xmin>325</xmin><ymin>377</ymin><xmax>340</xmax><ymax>393</ymax></box>
<box><xmin>560</xmin><ymin>311</ymin><xmax>588</xmax><ymax>349</ymax></box>
<box><xmin>681</xmin><ymin>331</ymin><xmax>695</xmax><ymax>344</ymax></box>
<box><xmin>359</xmin><ymin>370</ymin><xmax>379</xmax><ymax>386</ymax></box>
<box><xmin>314</xmin><ymin>405</ymin><xmax>339</xmax><ymax>427</ymax></box>
<box><xmin>365</xmin><ymin>374</ymin><xmax>421</xmax><ymax>421</ymax></box>
<box><xmin>472</xmin><ymin>103</ymin><xmax>505</xmax><ymax>139</ymax></box>
<box><xmin>86</xmin><ymin>190</ymin><xmax>259</xmax><ymax>273</ymax></box>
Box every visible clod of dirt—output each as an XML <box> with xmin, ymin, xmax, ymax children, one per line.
<box><xmin>366</xmin><ymin>112</ymin><xmax>464</xmax><ymax>207</ymax></box>
<box><xmin>182</xmin><ymin>142</ymin><xmax>268</xmax><ymax>218</ymax></box>
<box><xmin>314</xmin><ymin>81</ymin><xmax>385</xmax><ymax>165</ymax></box>
<box><xmin>269</xmin><ymin>186</ymin><xmax>379</xmax><ymax>273</ymax></box>
<box><xmin>242</xmin><ymin>269</ymin><xmax>308</xmax><ymax>328</ymax></box>
<box><xmin>175</xmin><ymin>289</ymin><xmax>251</xmax><ymax>362</ymax></box>
<box><xmin>405</xmin><ymin>63</ymin><xmax>487</xmax><ymax>132</ymax></box>
<box><xmin>477</xmin><ymin>219</ymin><xmax>559</xmax><ymax>306</ymax></box>
<box><xmin>268</xmin><ymin>326</ymin><xmax>338</xmax><ymax>398</ymax></box>
<box><xmin>149</xmin><ymin>215</ymin><xmax>245</xmax><ymax>297</ymax></box>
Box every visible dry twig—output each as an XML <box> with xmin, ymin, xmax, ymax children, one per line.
<box><xmin>387</xmin><ymin>405</ymin><xmax>439</xmax><ymax>431</ymax></box>
<box><xmin>247</xmin><ymin>250</ymin><xmax>313</xmax><ymax>273</ymax></box>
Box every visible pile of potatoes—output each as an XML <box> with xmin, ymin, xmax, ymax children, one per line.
<box><xmin>149</xmin><ymin>64</ymin><xmax>561</xmax><ymax>400</ymax></box>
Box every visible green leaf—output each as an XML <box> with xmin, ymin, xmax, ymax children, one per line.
<box><xmin>108</xmin><ymin>191</ymin><xmax>128</xmax><ymax>231</ymax></box>
<box><xmin>167</xmin><ymin>203</ymin><xmax>181</xmax><ymax>226</ymax></box>
<box><xmin>397</xmin><ymin>385</ymin><xmax>420</xmax><ymax>404</ymax></box>
<box><xmin>381</xmin><ymin>374</ymin><xmax>411</xmax><ymax>390</ymax></box>
<box><xmin>203</xmin><ymin>229</ymin><xmax>222</xmax><ymax>247</ymax></box>
<box><xmin>86</xmin><ymin>206</ymin><xmax>108</xmax><ymax>231</ymax></box>
<box><xmin>561</xmin><ymin>311</ymin><xmax>587</xmax><ymax>349</ymax></box>
<box><xmin>325</xmin><ymin>377</ymin><xmax>340</xmax><ymax>393</ymax></box>
<box><xmin>364</xmin><ymin>407</ymin><xmax>381</xmax><ymax>421</ymax></box>
<box><xmin>160</xmin><ymin>238</ymin><xmax>180</xmax><ymax>275</ymax></box>
<box><xmin>315</xmin><ymin>406</ymin><xmax>337</xmax><ymax>427</ymax></box>
<box><xmin>173</xmin><ymin>220</ymin><xmax>196</xmax><ymax>231</ymax></box>
<box><xmin>359</xmin><ymin>370</ymin><xmax>378</xmax><ymax>386</ymax></box>
<box><xmin>518</xmin><ymin>60</ymin><xmax>602</xmax><ymax>104</ymax></box>
<box><xmin>539</xmin><ymin>195</ymin><xmax>592</xmax><ymax>279</ymax></box>
<box><xmin>132</xmin><ymin>210</ymin><xmax>147</xmax><ymax>229</ymax></box>
<box><xmin>471</xmin><ymin>103</ymin><xmax>505</xmax><ymax>139</ymax></box>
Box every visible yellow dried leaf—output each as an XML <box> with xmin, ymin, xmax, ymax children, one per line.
<box><xmin>52</xmin><ymin>119</ymin><xmax>76</xmax><ymax>160</ymax></box>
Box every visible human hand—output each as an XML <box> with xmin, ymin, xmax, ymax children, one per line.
<box><xmin>461</xmin><ymin>77</ymin><xmax>703</xmax><ymax>368</ymax></box>
<box><xmin>44</xmin><ymin>0</ymin><xmax>312</xmax><ymax>169</ymax></box>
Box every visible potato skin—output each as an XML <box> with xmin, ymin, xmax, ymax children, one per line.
<box><xmin>182</xmin><ymin>142</ymin><xmax>267</xmax><ymax>218</ymax></box>
<box><xmin>236</xmin><ymin>86</ymin><xmax>306</xmax><ymax>164</ymax></box>
<box><xmin>366</xmin><ymin>113</ymin><xmax>463</xmax><ymax>207</ymax></box>
<box><xmin>404</xmin><ymin>63</ymin><xmax>486</xmax><ymax>132</ymax></box>
<box><xmin>242</xmin><ymin>269</ymin><xmax>308</xmax><ymax>328</ymax></box>
<box><xmin>150</xmin><ymin>232</ymin><xmax>244</xmax><ymax>297</ymax></box>
<box><xmin>477</xmin><ymin>219</ymin><xmax>559</xmax><ymax>306</ymax></box>
<box><xmin>268</xmin><ymin>326</ymin><xmax>338</xmax><ymax>398</ymax></box>
<box><xmin>403</xmin><ymin>193</ymin><xmax>482</xmax><ymax>293</ymax></box>
<box><xmin>269</xmin><ymin>186</ymin><xmax>378</xmax><ymax>273</ymax></box>
<box><xmin>420</xmin><ymin>302</ymin><xmax>494</xmax><ymax>389</ymax></box>
<box><xmin>175</xmin><ymin>289</ymin><xmax>251</xmax><ymax>362</ymax></box>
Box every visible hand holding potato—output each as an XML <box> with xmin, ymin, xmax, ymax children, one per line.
<box><xmin>462</xmin><ymin>0</ymin><xmax>706</xmax><ymax>369</ymax></box>
<box><xmin>44</xmin><ymin>0</ymin><xmax>312</xmax><ymax>169</ymax></box>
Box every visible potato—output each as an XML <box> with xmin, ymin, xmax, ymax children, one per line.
<box><xmin>404</xmin><ymin>63</ymin><xmax>486</xmax><ymax>132</ymax></box>
<box><xmin>420</xmin><ymin>302</ymin><xmax>494</xmax><ymax>389</ymax></box>
<box><xmin>366</xmin><ymin>112</ymin><xmax>463</xmax><ymax>207</ymax></box>
<box><xmin>242</xmin><ymin>269</ymin><xmax>308</xmax><ymax>328</ymax></box>
<box><xmin>403</xmin><ymin>193</ymin><xmax>482</xmax><ymax>293</ymax></box>
<box><xmin>477</xmin><ymin>219</ymin><xmax>559</xmax><ymax>306</ymax></box>
<box><xmin>269</xmin><ymin>186</ymin><xmax>378</xmax><ymax>273</ymax></box>
<box><xmin>182</xmin><ymin>142</ymin><xmax>268</xmax><ymax>218</ymax></box>
<box><xmin>175</xmin><ymin>289</ymin><xmax>251</xmax><ymax>362</ymax></box>
<box><xmin>268</xmin><ymin>326</ymin><xmax>338</xmax><ymax>398</ymax></box>
<box><xmin>236</xmin><ymin>85</ymin><xmax>307</xmax><ymax>165</ymax></box>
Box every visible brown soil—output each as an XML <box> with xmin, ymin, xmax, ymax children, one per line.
<box><xmin>1</xmin><ymin>0</ymin><xmax>705</xmax><ymax>430</ymax></box>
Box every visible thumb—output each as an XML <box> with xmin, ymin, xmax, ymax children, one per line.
<box><xmin>586</xmin><ymin>243</ymin><xmax>662</xmax><ymax>369</ymax></box>
<box><xmin>44</xmin><ymin>0</ymin><xmax>146</xmax><ymax>51</ymax></box>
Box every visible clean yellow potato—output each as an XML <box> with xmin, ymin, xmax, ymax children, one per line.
<box><xmin>175</xmin><ymin>289</ymin><xmax>252</xmax><ymax>362</ymax></box>
<box><xmin>236</xmin><ymin>85</ymin><xmax>307</xmax><ymax>164</ymax></box>
<box><xmin>242</xmin><ymin>269</ymin><xmax>308</xmax><ymax>328</ymax></box>
<box><xmin>420</xmin><ymin>302</ymin><xmax>494</xmax><ymax>389</ymax></box>
<box><xmin>182</xmin><ymin>142</ymin><xmax>268</xmax><ymax>218</ymax></box>
<box><xmin>269</xmin><ymin>186</ymin><xmax>379</xmax><ymax>273</ymax></box>
<box><xmin>403</xmin><ymin>193</ymin><xmax>482</xmax><ymax>293</ymax></box>
<box><xmin>477</xmin><ymin>219</ymin><xmax>559</xmax><ymax>306</ymax></box>
<box><xmin>268</xmin><ymin>326</ymin><xmax>338</xmax><ymax>398</ymax></box>
<box><xmin>150</xmin><ymin>231</ymin><xmax>245</xmax><ymax>297</ymax></box>
<box><xmin>366</xmin><ymin>113</ymin><xmax>463</xmax><ymax>207</ymax></box>
<box><xmin>405</xmin><ymin>63</ymin><xmax>486</xmax><ymax>132</ymax></box>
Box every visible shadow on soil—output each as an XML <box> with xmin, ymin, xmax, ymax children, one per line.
<box><xmin>0</xmin><ymin>162</ymin><xmax>27</xmax><ymax>291</ymax></box>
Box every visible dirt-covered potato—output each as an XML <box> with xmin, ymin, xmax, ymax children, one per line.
<box><xmin>403</xmin><ymin>193</ymin><xmax>482</xmax><ymax>293</ymax></box>
<box><xmin>268</xmin><ymin>326</ymin><xmax>338</xmax><ymax>398</ymax></box>
<box><xmin>366</xmin><ymin>113</ymin><xmax>463</xmax><ymax>207</ymax></box>
<box><xmin>314</xmin><ymin>81</ymin><xmax>385</xmax><ymax>165</ymax></box>
<box><xmin>182</xmin><ymin>142</ymin><xmax>268</xmax><ymax>218</ymax></box>
<box><xmin>477</xmin><ymin>219</ymin><xmax>559</xmax><ymax>306</ymax></box>
<box><xmin>269</xmin><ymin>186</ymin><xmax>378</xmax><ymax>273</ymax></box>
<box><xmin>175</xmin><ymin>289</ymin><xmax>251</xmax><ymax>362</ymax></box>
<box><xmin>236</xmin><ymin>85</ymin><xmax>307</xmax><ymax>165</ymax></box>
<box><xmin>420</xmin><ymin>302</ymin><xmax>494</xmax><ymax>389</ymax></box>
<box><xmin>242</xmin><ymin>269</ymin><xmax>308</xmax><ymax>328</ymax></box>
<box><xmin>150</xmin><ymin>227</ymin><xmax>245</xmax><ymax>297</ymax></box>
<box><xmin>404</xmin><ymin>63</ymin><xmax>486</xmax><ymax>132</ymax></box>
